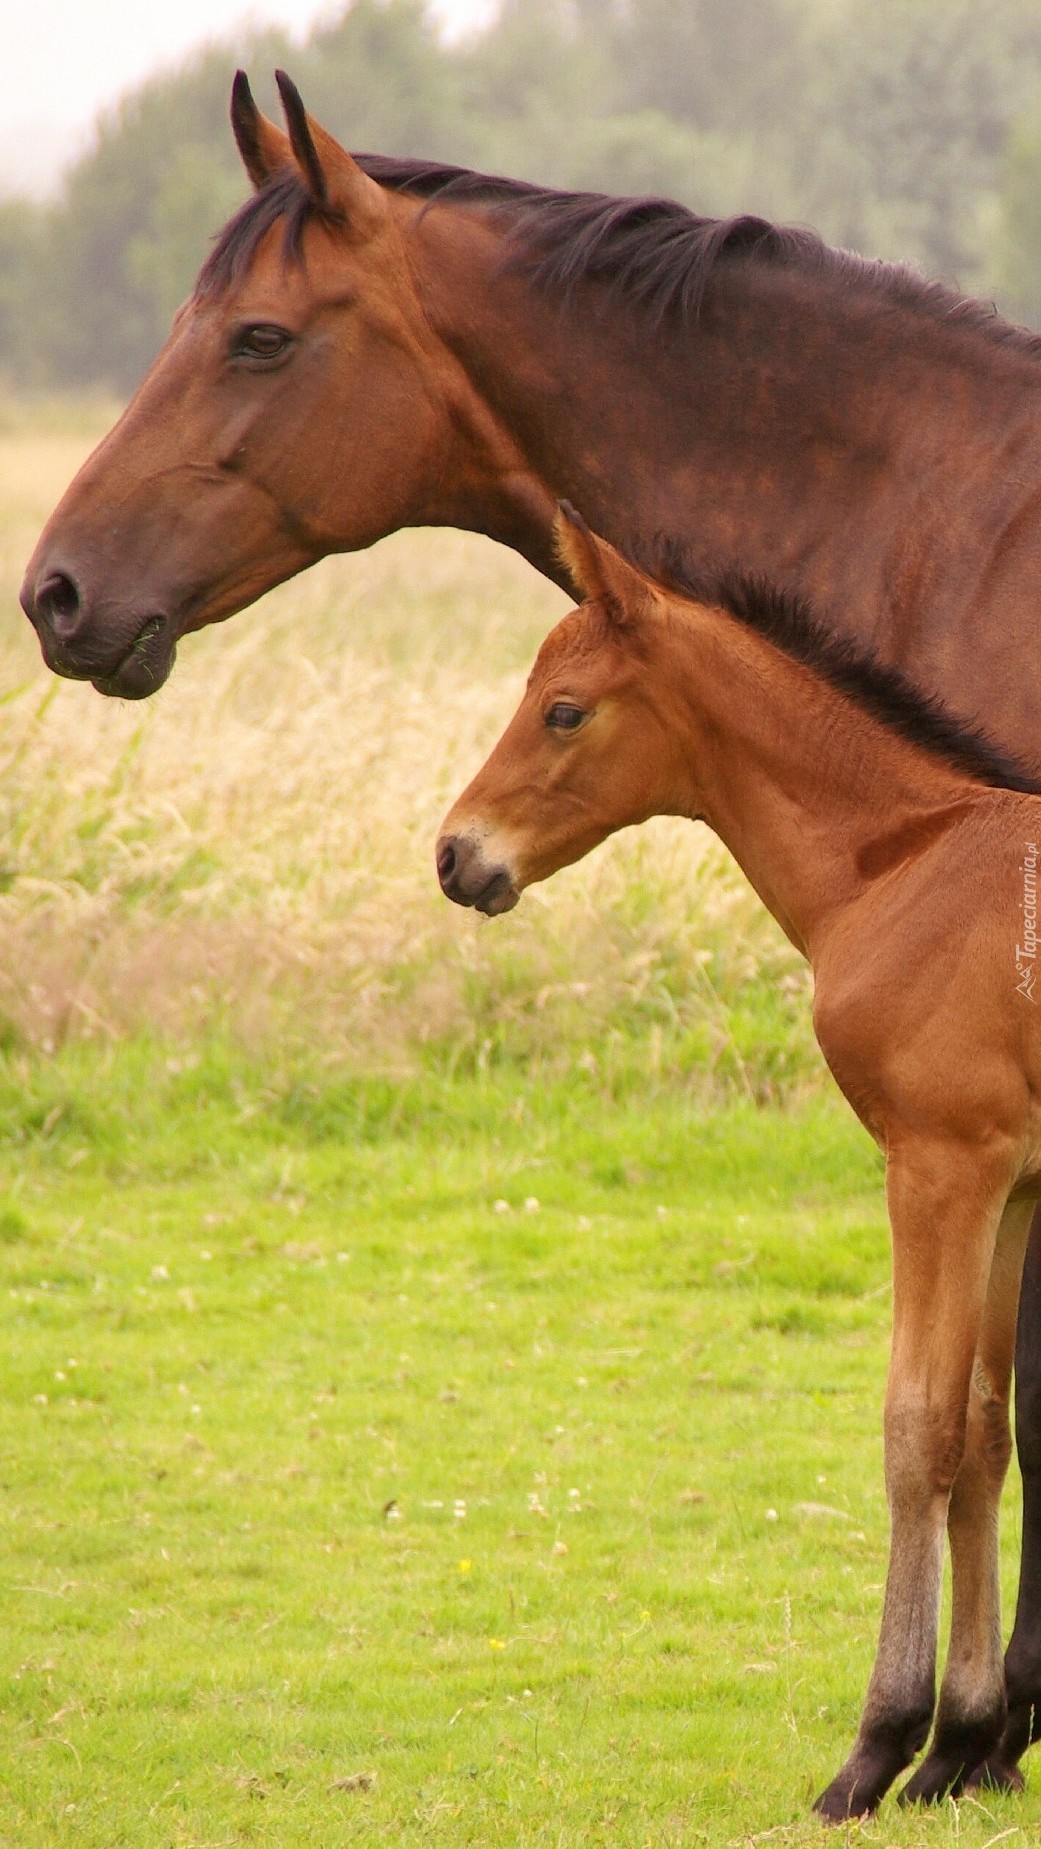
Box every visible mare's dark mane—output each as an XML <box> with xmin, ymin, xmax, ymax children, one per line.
<box><xmin>199</xmin><ymin>154</ymin><xmax>1041</xmax><ymax>359</ymax></box>
<box><xmin>650</xmin><ymin>542</ymin><xmax>1041</xmax><ymax>794</ymax></box>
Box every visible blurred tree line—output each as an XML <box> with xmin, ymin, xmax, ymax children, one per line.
<box><xmin>6</xmin><ymin>0</ymin><xmax>1041</xmax><ymax>390</ymax></box>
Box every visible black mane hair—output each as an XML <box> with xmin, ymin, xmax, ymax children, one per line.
<box><xmin>198</xmin><ymin>152</ymin><xmax>1041</xmax><ymax>359</ymax></box>
<box><xmin>649</xmin><ymin>539</ymin><xmax>1041</xmax><ymax>794</ymax></box>
<box><xmin>197</xmin><ymin>170</ymin><xmax>344</xmax><ymax>294</ymax></box>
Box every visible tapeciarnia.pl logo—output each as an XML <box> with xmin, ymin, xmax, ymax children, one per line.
<box><xmin>1016</xmin><ymin>842</ymin><xmax>1038</xmax><ymax>1001</ymax></box>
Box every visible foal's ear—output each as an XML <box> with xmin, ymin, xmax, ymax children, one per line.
<box><xmin>554</xmin><ymin>503</ymin><xmax>655</xmax><ymax>622</ymax></box>
<box><xmin>231</xmin><ymin>71</ymin><xmax>294</xmax><ymax>189</ymax></box>
<box><xmin>275</xmin><ymin>70</ymin><xmax>386</xmax><ymax>235</ymax></box>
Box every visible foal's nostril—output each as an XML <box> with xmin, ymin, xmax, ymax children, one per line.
<box><xmin>436</xmin><ymin>838</ymin><xmax>458</xmax><ymax>887</ymax></box>
<box><xmin>35</xmin><ymin>571</ymin><xmax>83</xmax><ymax>640</ymax></box>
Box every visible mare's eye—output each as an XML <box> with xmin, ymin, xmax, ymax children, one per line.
<box><xmin>545</xmin><ymin>702</ymin><xmax>588</xmax><ymax>732</ymax></box>
<box><xmin>233</xmin><ymin>324</ymin><xmax>293</xmax><ymax>362</ymax></box>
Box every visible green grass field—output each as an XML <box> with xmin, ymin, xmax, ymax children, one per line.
<box><xmin>2</xmin><ymin>1050</ymin><xmax>1040</xmax><ymax>1846</ymax></box>
<box><xmin>2</xmin><ymin>409</ymin><xmax>1041</xmax><ymax>1844</ymax></box>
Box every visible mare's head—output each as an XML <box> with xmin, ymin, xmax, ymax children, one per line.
<box><xmin>21</xmin><ymin>74</ymin><xmax>460</xmax><ymax>698</ymax></box>
<box><xmin>437</xmin><ymin>508</ymin><xmax>690</xmax><ymax>914</ymax></box>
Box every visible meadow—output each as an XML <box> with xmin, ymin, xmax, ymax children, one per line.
<box><xmin>1</xmin><ymin>406</ymin><xmax>1039</xmax><ymax>1845</ymax></box>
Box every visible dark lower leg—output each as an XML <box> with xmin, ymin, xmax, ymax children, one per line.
<box><xmin>899</xmin><ymin>1454</ymin><xmax>1005</xmax><ymax>1803</ymax></box>
<box><xmin>814</xmin><ymin>1454</ymin><xmax>947</xmax><ymax>1820</ymax></box>
<box><xmin>970</xmin><ymin>1209</ymin><xmax>1041</xmax><ymax>1788</ymax></box>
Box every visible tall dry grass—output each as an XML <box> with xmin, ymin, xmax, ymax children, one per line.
<box><xmin>0</xmin><ymin>404</ymin><xmax>815</xmax><ymax>1094</ymax></box>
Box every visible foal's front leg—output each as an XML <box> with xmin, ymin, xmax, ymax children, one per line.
<box><xmin>814</xmin><ymin>1144</ymin><xmax>1013</xmax><ymax>1822</ymax></box>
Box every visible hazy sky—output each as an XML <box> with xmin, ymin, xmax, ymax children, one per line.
<box><xmin>3</xmin><ymin>0</ymin><xmax>493</xmax><ymax>194</ymax></box>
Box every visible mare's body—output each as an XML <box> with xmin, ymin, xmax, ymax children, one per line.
<box><xmin>19</xmin><ymin>75</ymin><xmax>1041</xmax><ymax>1785</ymax></box>
<box><xmin>437</xmin><ymin>514</ymin><xmax>1041</xmax><ymax>1815</ymax></box>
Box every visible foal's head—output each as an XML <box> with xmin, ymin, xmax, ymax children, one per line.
<box><xmin>438</xmin><ymin>510</ymin><xmax>690</xmax><ymax>914</ymax></box>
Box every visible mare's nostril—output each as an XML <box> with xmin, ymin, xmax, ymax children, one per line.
<box><xmin>36</xmin><ymin>571</ymin><xmax>83</xmax><ymax>640</ymax></box>
<box><xmin>437</xmin><ymin>839</ymin><xmax>458</xmax><ymax>886</ymax></box>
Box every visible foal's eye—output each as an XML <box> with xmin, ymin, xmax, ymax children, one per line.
<box><xmin>544</xmin><ymin>702</ymin><xmax>588</xmax><ymax>732</ymax></box>
<box><xmin>232</xmin><ymin>324</ymin><xmax>293</xmax><ymax>362</ymax></box>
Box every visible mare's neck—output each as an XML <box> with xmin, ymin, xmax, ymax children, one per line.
<box><xmin>651</xmin><ymin>607</ymin><xmax>975</xmax><ymax>958</ymax></box>
<box><xmin>408</xmin><ymin>196</ymin><xmax>1041</xmax><ymax>755</ymax></box>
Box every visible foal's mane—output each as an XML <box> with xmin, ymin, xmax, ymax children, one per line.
<box><xmin>650</xmin><ymin>543</ymin><xmax>1041</xmax><ymax>795</ymax></box>
<box><xmin>199</xmin><ymin>154</ymin><xmax>1041</xmax><ymax>359</ymax></box>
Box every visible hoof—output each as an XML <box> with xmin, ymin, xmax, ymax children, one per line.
<box><xmin>963</xmin><ymin>1756</ymin><xmax>1026</xmax><ymax>1795</ymax></box>
<box><xmin>813</xmin><ymin>1775</ymin><xmax>879</xmax><ymax>1823</ymax></box>
<box><xmin>814</xmin><ymin>1721</ymin><xmax>929</xmax><ymax>1819</ymax></box>
<box><xmin>899</xmin><ymin>1759</ymin><xmax>968</xmax><ymax>1805</ymax></box>
<box><xmin>898</xmin><ymin>1709</ymin><xmax>1007</xmax><ymax>1806</ymax></box>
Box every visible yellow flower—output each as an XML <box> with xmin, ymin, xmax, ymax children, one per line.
<box><xmin>489</xmin><ymin>1638</ymin><xmax>506</xmax><ymax>1651</ymax></box>
<box><xmin>459</xmin><ymin>1559</ymin><xmax>472</xmax><ymax>1573</ymax></box>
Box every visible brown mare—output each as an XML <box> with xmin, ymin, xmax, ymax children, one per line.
<box><xmin>438</xmin><ymin>507</ymin><xmax>1041</xmax><ymax>1818</ymax></box>
<box><xmin>19</xmin><ymin>72</ymin><xmax>1041</xmax><ymax>1790</ymax></box>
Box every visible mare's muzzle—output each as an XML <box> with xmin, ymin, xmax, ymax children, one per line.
<box><xmin>21</xmin><ymin>563</ymin><xmax>176</xmax><ymax>700</ymax></box>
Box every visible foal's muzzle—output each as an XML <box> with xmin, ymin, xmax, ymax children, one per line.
<box><xmin>437</xmin><ymin>833</ymin><xmax>520</xmax><ymax>915</ymax></box>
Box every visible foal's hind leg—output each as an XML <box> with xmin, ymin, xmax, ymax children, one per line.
<box><xmin>900</xmin><ymin>1200</ymin><xmax>1031</xmax><ymax>1804</ymax></box>
<box><xmin>970</xmin><ymin>1205</ymin><xmax>1041</xmax><ymax>1791</ymax></box>
<box><xmin>814</xmin><ymin>1143</ymin><xmax>1013</xmax><ymax>1822</ymax></box>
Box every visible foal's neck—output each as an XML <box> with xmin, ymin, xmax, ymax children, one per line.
<box><xmin>654</xmin><ymin>606</ymin><xmax>976</xmax><ymax>957</ymax></box>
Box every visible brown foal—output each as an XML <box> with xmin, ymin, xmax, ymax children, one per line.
<box><xmin>437</xmin><ymin>510</ymin><xmax>1041</xmax><ymax>1819</ymax></box>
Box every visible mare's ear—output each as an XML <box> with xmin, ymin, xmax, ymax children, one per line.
<box><xmin>275</xmin><ymin>70</ymin><xmax>387</xmax><ymax>235</ymax></box>
<box><xmin>554</xmin><ymin>503</ymin><xmax>655</xmax><ymax>621</ymax></box>
<box><xmin>231</xmin><ymin>71</ymin><xmax>294</xmax><ymax>189</ymax></box>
